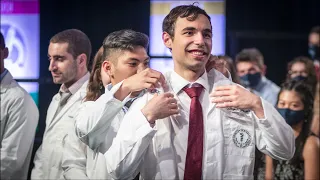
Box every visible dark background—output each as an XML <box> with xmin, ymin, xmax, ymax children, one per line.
<box><xmin>30</xmin><ymin>0</ymin><xmax>319</xmax><ymax>176</ymax></box>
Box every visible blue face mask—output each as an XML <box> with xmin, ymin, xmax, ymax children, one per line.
<box><xmin>308</xmin><ymin>44</ymin><xmax>319</xmax><ymax>60</ymax></box>
<box><xmin>240</xmin><ymin>72</ymin><xmax>262</xmax><ymax>87</ymax></box>
<box><xmin>276</xmin><ymin>108</ymin><xmax>305</xmax><ymax>126</ymax></box>
<box><xmin>292</xmin><ymin>75</ymin><xmax>307</xmax><ymax>81</ymax></box>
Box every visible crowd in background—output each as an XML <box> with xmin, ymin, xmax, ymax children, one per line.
<box><xmin>221</xmin><ymin>26</ymin><xmax>320</xmax><ymax>180</ymax></box>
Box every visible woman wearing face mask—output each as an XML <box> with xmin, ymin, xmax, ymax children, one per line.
<box><xmin>265</xmin><ymin>80</ymin><xmax>319</xmax><ymax>180</ymax></box>
<box><xmin>287</xmin><ymin>56</ymin><xmax>317</xmax><ymax>95</ymax></box>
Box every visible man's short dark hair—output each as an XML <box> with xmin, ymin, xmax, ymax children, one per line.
<box><xmin>50</xmin><ymin>29</ymin><xmax>92</xmax><ymax>68</ymax></box>
<box><xmin>235</xmin><ymin>48</ymin><xmax>264</xmax><ymax>69</ymax></box>
<box><xmin>0</xmin><ymin>32</ymin><xmax>5</xmax><ymax>49</ymax></box>
<box><xmin>162</xmin><ymin>4</ymin><xmax>211</xmax><ymax>39</ymax></box>
<box><xmin>102</xmin><ymin>29</ymin><xmax>149</xmax><ymax>61</ymax></box>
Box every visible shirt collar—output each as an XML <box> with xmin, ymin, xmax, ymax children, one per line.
<box><xmin>106</xmin><ymin>83</ymin><xmax>113</xmax><ymax>91</ymax></box>
<box><xmin>59</xmin><ymin>72</ymin><xmax>90</xmax><ymax>94</ymax></box>
<box><xmin>0</xmin><ymin>68</ymin><xmax>9</xmax><ymax>82</ymax></box>
<box><xmin>166</xmin><ymin>70</ymin><xmax>209</xmax><ymax>95</ymax></box>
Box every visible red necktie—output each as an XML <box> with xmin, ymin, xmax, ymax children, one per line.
<box><xmin>183</xmin><ymin>86</ymin><xmax>204</xmax><ymax>180</ymax></box>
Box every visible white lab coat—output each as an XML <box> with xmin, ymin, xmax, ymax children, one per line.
<box><xmin>62</xmin><ymin>123</ymin><xmax>111</xmax><ymax>179</ymax></box>
<box><xmin>0</xmin><ymin>71</ymin><xmax>39</xmax><ymax>180</ymax></box>
<box><xmin>103</xmin><ymin>69</ymin><xmax>295</xmax><ymax>180</ymax></box>
<box><xmin>31</xmin><ymin>79</ymin><xmax>88</xmax><ymax>180</ymax></box>
<box><xmin>62</xmin><ymin>83</ymin><xmax>129</xmax><ymax>179</ymax></box>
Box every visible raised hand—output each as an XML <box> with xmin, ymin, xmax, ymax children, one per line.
<box><xmin>141</xmin><ymin>92</ymin><xmax>179</xmax><ymax>123</ymax></box>
<box><xmin>210</xmin><ymin>84</ymin><xmax>265</xmax><ymax>118</ymax></box>
<box><xmin>122</xmin><ymin>68</ymin><xmax>167</xmax><ymax>93</ymax></box>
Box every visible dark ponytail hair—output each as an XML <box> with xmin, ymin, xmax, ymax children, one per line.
<box><xmin>277</xmin><ymin>80</ymin><xmax>314</xmax><ymax>163</ymax></box>
<box><xmin>85</xmin><ymin>46</ymin><xmax>105</xmax><ymax>101</ymax></box>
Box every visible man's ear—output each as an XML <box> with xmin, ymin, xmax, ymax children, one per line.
<box><xmin>77</xmin><ymin>53</ymin><xmax>87</xmax><ymax>67</ymax></box>
<box><xmin>262</xmin><ymin>65</ymin><xmax>267</xmax><ymax>76</ymax></box>
<box><xmin>162</xmin><ymin>32</ymin><xmax>173</xmax><ymax>50</ymax></box>
<box><xmin>102</xmin><ymin>60</ymin><xmax>113</xmax><ymax>76</ymax></box>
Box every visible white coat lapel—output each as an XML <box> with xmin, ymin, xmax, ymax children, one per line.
<box><xmin>48</xmin><ymin>81</ymin><xmax>87</xmax><ymax>128</ymax></box>
<box><xmin>152</xmin><ymin>73</ymin><xmax>180</xmax><ymax>179</ymax></box>
<box><xmin>46</xmin><ymin>94</ymin><xmax>60</xmax><ymax>127</ymax></box>
<box><xmin>207</xmin><ymin>69</ymin><xmax>232</xmax><ymax>114</ymax></box>
<box><xmin>154</xmin><ymin>118</ymin><xmax>178</xmax><ymax>179</ymax></box>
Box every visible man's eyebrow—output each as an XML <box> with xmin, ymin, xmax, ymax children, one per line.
<box><xmin>203</xmin><ymin>28</ymin><xmax>212</xmax><ymax>34</ymax></box>
<box><xmin>182</xmin><ymin>27</ymin><xmax>197</xmax><ymax>31</ymax></box>
<box><xmin>128</xmin><ymin>57</ymin><xmax>150</xmax><ymax>62</ymax></box>
<box><xmin>127</xmin><ymin>58</ymin><xmax>140</xmax><ymax>62</ymax></box>
<box><xmin>51</xmin><ymin>55</ymin><xmax>65</xmax><ymax>59</ymax></box>
<box><xmin>144</xmin><ymin>57</ymin><xmax>150</xmax><ymax>61</ymax></box>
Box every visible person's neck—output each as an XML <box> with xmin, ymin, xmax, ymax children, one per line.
<box><xmin>64</xmin><ymin>69</ymin><xmax>88</xmax><ymax>88</ymax></box>
<box><xmin>111</xmin><ymin>79</ymin><xmax>119</xmax><ymax>86</ymax></box>
<box><xmin>292</xmin><ymin>121</ymin><xmax>304</xmax><ymax>138</ymax></box>
<box><xmin>174</xmin><ymin>66</ymin><xmax>205</xmax><ymax>82</ymax></box>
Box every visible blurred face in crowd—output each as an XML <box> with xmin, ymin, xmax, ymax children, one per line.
<box><xmin>277</xmin><ymin>90</ymin><xmax>304</xmax><ymax>111</ymax></box>
<box><xmin>107</xmin><ymin>46</ymin><xmax>149</xmax><ymax>85</ymax></box>
<box><xmin>236</xmin><ymin>61</ymin><xmax>265</xmax><ymax>87</ymax></box>
<box><xmin>289</xmin><ymin>62</ymin><xmax>308</xmax><ymax>78</ymax></box>
<box><xmin>309</xmin><ymin>32</ymin><xmax>320</xmax><ymax>46</ymax></box>
<box><xmin>48</xmin><ymin>42</ymin><xmax>78</xmax><ymax>87</ymax></box>
<box><xmin>277</xmin><ymin>90</ymin><xmax>305</xmax><ymax>127</ymax></box>
<box><xmin>236</xmin><ymin>61</ymin><xmax>262</xmax><ymax>77</ymax></box>
<box><xmin>163</xmin><ymin>14</ymin><xmax>212</xmax><ymax>74</ymax></box>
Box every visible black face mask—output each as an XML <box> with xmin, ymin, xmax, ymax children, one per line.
<box><xmin>240</xmin><ymin>72</ymin><xmax>262</xmax><ymax>87</ymax></box>
<box><xmin>276</xmin><ymin>108</ymin><xmax>305</xmax><ymax>126</ymax></box>
<box><xmin>292</xmin><ymin>75</ymin><xmax>307</xmax><ymax>82</ymax></box>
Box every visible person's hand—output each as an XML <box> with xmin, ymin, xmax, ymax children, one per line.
<box><xmin>206</xmin><ymin>55</ymin><xmax>228</xmax><ymax>77</ymax></box>
<box><xmin>122</xmin><ymin>68</ymin><xmax>167</xmax><ymax>93</ymax></box>
<box><xmin>210</xmin><ymin>84</ymin><xmax>265</xmax><ymax>118</ymax></box>
<box><xmin>141</xmin><ymin>92</ymin><xmax>179</xmax><ymax>123</ymax></box>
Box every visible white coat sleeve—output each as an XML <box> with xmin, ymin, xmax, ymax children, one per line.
<box><xmin>1</xmin><ymin>96</ymin><xmax>39</xmax><ymax>179</ymax></box>
<box><xmin>62</xmin><ymin>129</ymin><xmax>89</xmax><ymax>180</ymax></box>
<box><xmin>104</xmin><ymin>93</ymin><xmax>157</xmax><ymax>179</ymax></box>
<box><xmin>75</xmin><ymin>81</ymin><xmax>131</xmax><ymax>150</ymax></box>
<box><xmin>254</xmin><ymin>98</ymin><xmax>295</xmax><ymax>160</ymax></box>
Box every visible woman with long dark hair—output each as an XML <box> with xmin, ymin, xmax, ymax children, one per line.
<box><xmin>265</xmin><ymin>80</ymin><xmax>319</xmax><ymax>180</ymax></box>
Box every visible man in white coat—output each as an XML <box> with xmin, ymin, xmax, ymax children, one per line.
<box><xmin>0</xmin><ymin>32</ymin><xmax>39</xmax><ymax>180</ymax></box>
<box><xmin>99</xmin><ymin>5</ymin><xmax>295</xmax><ymax>179</ymax></box>
<box><xmin>63</xmin><ymin>29</ymin><xmax>179</xmax><ymax>179</ymax></box>
<box><xmin>31</xmin><ymin>29</ymin><xmax>91</xmax><ymax>179</ymax></box>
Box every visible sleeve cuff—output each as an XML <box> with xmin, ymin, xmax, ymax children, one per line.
<box><xmin>119</xmin><ymin>110</ymin><xmax>157</xmax><ymax>142</ymax></box>
<box><xmin>109</xmin><ymin>81</ymin><xmax>132</xmax><ymax>105</ymax></box>
<box><xmin>134</xmin><ymin>111</ymin><xmax>157</xmax><ymax>140</ymax></box>
<box><xmin>252</xmin><ymin>98</ymin><xmax>272</xmax><ymax>129</ymax></box>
